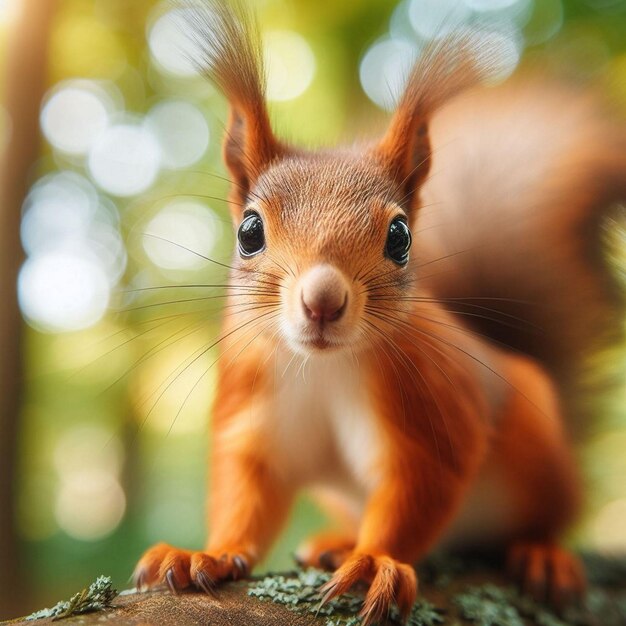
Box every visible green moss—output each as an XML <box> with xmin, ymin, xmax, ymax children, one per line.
<box><xmin>454</xmin><ymin>585</ymin><xmax>525</xmax><ymax>626</ymax></box>
<box><xmin>453</xmin><ymin>581</ymin><xmax>626</xmax><ymax>626</ymax></box>
<box><xmin>248</xmin><ymin>568</ymin><xmax>444</xmax><ymax>626</ymax></box>
<box><xmin>25</xmin><ymin>576</ymin><xmax>118</xmax><ymax>621</ymax></box>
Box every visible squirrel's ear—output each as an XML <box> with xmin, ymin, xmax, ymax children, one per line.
<box><xmin>187</xmin><ymin>1</ymin><xmax>283</xmax><ymax>214</ymax></box>
<box><xmin>374</xmin><ymin>32</ymin><xmax>499</xmax><ymax>211</ymax></box>
<box><xmin>376</xmin><ymin>108</ymin><xmax>433</xmax><ymax>207</ymax></box>
<box><xmin>222</xmin><ymin>99</ymin><xmax>282</xmax><ymax>208</ymax></box>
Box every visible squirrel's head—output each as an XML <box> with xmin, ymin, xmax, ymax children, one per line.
<box><xmin>189</xmin><ymin>1</ymin><xmax>494</xmax><ymax>355</ymax></box>
<box><xmin>232</xmin><ymin>152</ymin><xmax>416</xmax><ymax>354</ymax></box>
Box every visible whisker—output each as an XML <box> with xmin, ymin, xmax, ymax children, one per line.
<box><xmin>166</xmin><ymin>313</ymin><xmax>281</xmax><ymax>436</ymax></box>
<box><xmin>366</xmin><ymin>305</ymin><xmax>547</xmax><ymax>418</ymax></box>
<box><xmin>135</xmin><ymin>308</ymin><xmax>281</xmax><ymax>436</ymax></box>
<box><xmin>117</xmin><ymin>290</ymin><xmax>279</xmax><ymax>314</ymax></box>
<box><xmin>107</xmin><ymin>301</ymin><xmax>280</xmax><ymax>395</ymax></box>
<box><xmin>140</xmin><ymin>233</ymin><xmax>284</xmax><ymax>286</ymax></box>
<box><xmin>181</xmin><ymin>167</ymin><xmax>264</xmax><ymax>204</ymax></box>
<box><xmin>367</xmin><ymin>296</ymin><xmax>539</xmax><ymax>330</ymax></box>
<box><xmin>363</xmin><ymin>312</ymin><xmax>456</xmax><ymax>470</ymax></box>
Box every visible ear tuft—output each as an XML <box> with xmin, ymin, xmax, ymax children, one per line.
<box><xmin>183</xmin><ymin>0</ymin><xmax>283</xmax><ymax>210</ymax></box>
<box><xmin>375</xmin><ymin>29</ymin><xmax>508</xmax><ymax>209</ymax></box>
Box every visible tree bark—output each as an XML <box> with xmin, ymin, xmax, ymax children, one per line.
<box><xmin>5</xmin><ymin>555</ymin><xmax>626</xmax><ymax>625</ymax></box>
<box><xmin>0</xmin><ymin>0</ymin><xmax>58</xmax><ymax>617</ymax></box>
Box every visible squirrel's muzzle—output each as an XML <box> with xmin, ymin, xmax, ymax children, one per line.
<box><xmin>300</xmin><ymin>264</ymin><xmax>348</xmax><ymax>325</ymax></box>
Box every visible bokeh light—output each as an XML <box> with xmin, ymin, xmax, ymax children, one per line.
<box><xmin>21</xmin><ymin>172</ymin><xmax>99</xmax><ymax>255</ymax></box>
<box><xmin>53</xmin><ymin>425</ymin><xmax>124</xmax><ymax>479</ymax></box>
<box><xmin>364</xmin><ymin>0</ymin><xmax>529</xmax><ymax>109</ymax></box>
<box><xmin>408</xmin><ymin>0</ymin><xmax>473</xmax><ymax>40</ymax></box>
<box><xmin>40</xmin><ymin>81</ymin><xmax>113</xmax><ymax>156</ymax></box>
<box><xmin>148</xmin><ymin>6</ymin><xmax>202</xmax><ymax>78</ymax></box>
<box><xmin>142</xmin><ymin>199</ymin><xmax>223</xmax><ymax>271</ymax></box>
<box><xmin>264</xmin><ymin>30</ymin><xmax>316</xmax><ymax>102</ymax></box>
<box><xmin>464</xmin><ymin>0</ymin><xmax>531</xmax><ymax>13</ymax></box>
<box><xmin>88</xmin><ymin>122</ymin><xmax>161</xmax><ymax>197</ymax></box>
<box><xmin>18</xmin><ymin>172</ymin><xmax>126</xmax><ymax>333</ymax></box>
<box><xmin>18</xmin><ymin>250</ymin><xmax>111</xmax><ymax>333</ymax></box>
<box><xmin>590</xmin><ymin>498</ymin><xmax>626</xmax><ymax>552</ymax></box>
<box><xmin>55</xmin><ymin>470</ymin><xmax>126</xmax><ymax>541</ymax></box>
<box><xmin>145</xmin><ymin>100</ymin><xmax>209</xmax><ymax>169</ymax></box>
<box><xmin>359</xmin><ymin>38</ymin><xmax>420</xmax><ymax>111</ymax></box>
<box><xmin>53</xmin><ymin>426</ymin><xmax>125</xmax><ymax>542</ymax></box>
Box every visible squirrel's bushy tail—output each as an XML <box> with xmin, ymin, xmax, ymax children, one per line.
<box><xmin>417</xmin><ymin>79</ymin><xmax>626</xmax><ymax>435</ymax></box>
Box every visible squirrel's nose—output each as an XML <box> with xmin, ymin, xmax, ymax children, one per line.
<box><xmin>300</xmin><ymin>264</ymin><xmax>348</xmax><ymax>323</ymax></box>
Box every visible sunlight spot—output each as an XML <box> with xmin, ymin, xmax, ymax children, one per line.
<box><xmin>264</xmin><ymin>30</ymin><xmax>316</xmax><ymax>102</ymax></box>
<box><xmin>18</xmin><ymin>250</ymin><xmax>111</xmax><ymax>332</ymax></box>
<box><xmin>145</xmin><ymin>100</ymin><xmax>209</xmax><ymax>169</ymax></box>
<box><xmin>41</xmin><ymin>81</ymin><xmax>112</xmax><ymax>156</ymax></box>
<box><xmin>55</xmin><ymin>470</ymin><xmax>126</xmax><ymax>541</ymax></box>
<box><xmin>464</xmin><ymin>0</ymin><xmax>527</xmax><ymax>11</ymax></box>
<box><xmin>88</xmin><ymin>122</ymin><xmax>161</xmax><ymax>197</ymax></box>
<box><xmin>21</xmin><ymin>172</ymin><xmax>99</xmax><ymax>255</ymax></box>
<box><xmin>464</xmin><ymin>0</ymin><xmax>534</xmax><ymax>26</ymax></box>
<box><xmin>390</xmin><ymin>0</ymin><xmax>418</xmax><ymax>41</ymax></box>
<box><xmin>408</xmin><ymin>0</ymin><xmax>473</xmax><ymax>40</ymax></box>
<box><xmin>359</xmin><ymin>38</ymin><xmax>420</xmax><ymax>111</ymax></box>
<box><xmin>21</xmin><ymin>172</ymin><xmax>127</xmax><ymax>288</ymax></box>
<box><xmin>143</xmin><ymin>200</ymin><xmax>222</xmax><ymax>271</ymax></box>
<box><xmin>148</xmin><ymin>6</ymin><xmax>201</xmax><ymax>77</ymax></box>
<box><xmin>53</xmin><ymin>426</ymin><xmax>124</xmax><ymax>479</ymax></box>
<box><xmin>590</xmin><ymin>498</ymin><xmax>626</xmax><ymax>552</ymax></box>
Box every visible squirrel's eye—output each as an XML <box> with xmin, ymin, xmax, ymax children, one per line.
<box><xmin>238</xmin><ymin>212</ymin><xmax>265</xmax><ymax>257</ymax></box>
<box><xmin>385</xmin><ymin>216</ymin><xmax>411</xmax><ymax>265</ymax></box>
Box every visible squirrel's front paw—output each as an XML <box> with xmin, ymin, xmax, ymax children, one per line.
<box><xmin>133</xmin><ymin>542</ymin><xmax>251</xmax><ymax>593</ymax></box>
<box><xmin>319</xmin><ymin>552</ymin><xmax>417</xmax><ymax>626</ymax></box>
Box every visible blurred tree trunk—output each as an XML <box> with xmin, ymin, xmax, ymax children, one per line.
<box><xmin>0</xmin><ymin>0</ymin><xmax>57</xmax><ymax>617</ymax></box>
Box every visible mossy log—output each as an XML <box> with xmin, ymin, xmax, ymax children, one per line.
<box><xmin>6</xmin><ymin>554</ymin><xmax>626</xmax><ymax>626</ymax></box>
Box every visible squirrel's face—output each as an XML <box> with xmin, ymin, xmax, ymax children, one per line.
<box><xmin>230</xmin><ymin>154</ymin><xmax>415</xmax><ymax>355</ymax></box>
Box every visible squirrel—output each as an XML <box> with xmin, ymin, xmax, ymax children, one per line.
<box><xmin>133</xmin><ymin>1</ymin><xmax>626</xmax><ymax>623</ymax></box>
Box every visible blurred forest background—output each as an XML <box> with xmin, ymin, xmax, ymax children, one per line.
<box><xmin>0</xmin><ymin>0</ymin><xmax>625</xmax><ymax>619</ymax></box>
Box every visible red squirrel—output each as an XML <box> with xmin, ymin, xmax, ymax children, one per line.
<box><xmin>134</xmin><ymin>1</ymin><xmax>626</xmax><ymax>623</ymax></box>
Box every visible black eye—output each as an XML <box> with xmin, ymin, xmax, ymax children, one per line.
<box><xmin>238</xmin><ymin>212</ymin><xmax>265</xmax><ymax>257</ymax></box>
<box><xmin>385</xmin><ymin>216</ymin><xmax>412</xmax><ymax>265</ymax></box>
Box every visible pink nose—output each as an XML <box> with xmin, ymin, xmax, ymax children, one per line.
<box><xmin>300</xmin><ymin>264</ymin><xmax>348</xmax><ymax>323</ymax></box>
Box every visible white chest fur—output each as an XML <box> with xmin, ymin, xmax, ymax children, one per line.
<box><xmin>268</xmin><ymin>352</ymin><xmax>383</xmax><ymax>504</ymax></box>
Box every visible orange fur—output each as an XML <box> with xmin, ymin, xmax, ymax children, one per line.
<box><xmin>134</xmin><ymin>2</ymin><xmax>625</xmax><ymax>623</ymax></box>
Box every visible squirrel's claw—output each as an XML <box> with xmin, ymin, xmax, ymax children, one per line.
<box><xmin>133</xmin><ymin>543</ymin><xmax>252</xmax><ymax>594</ymax></box>
<box><xmin>319</xmin><ymin>552</ymin><xmax>417</xmax><ymax>626</ymax></box>
<box><xmin>507</xmin><ymin>542</ymin><xmax>586</xmax><ymax>611</ymax></box>
<box><xmin>195</xmin><ymin>570</ymin><xmax>218</xmax><ymax>597</ymax></box>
